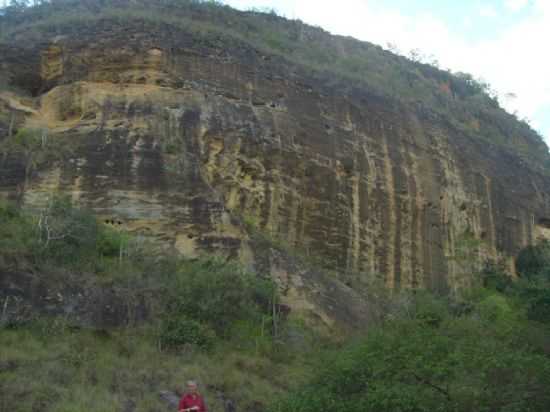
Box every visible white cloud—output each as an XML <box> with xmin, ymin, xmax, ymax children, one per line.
<box><xmin>479</xmin><ymin>5</ymin><xmax>498</xmax><ymax>18</ymax></box>
<box><xmin>476</xmin><ymin>6</ymin><xmax>550</xmax><ymax>127</ymax></box>
<box><xmin>505</xmin><ymin>0</ymin><xmax>530</xmax><ymax>12</ymax></box>
<box><xmin>534</xmin><ymin>0</ymin><xmax>550</xmax><ymax>13</ymax></box>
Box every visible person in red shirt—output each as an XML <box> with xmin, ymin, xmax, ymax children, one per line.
<box><xmin>179</xmin><ymin>380</ymin><xmax>207</xmax><ymax>412</ymax></box>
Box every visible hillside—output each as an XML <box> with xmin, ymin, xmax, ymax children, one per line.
<box><xmin>2</xmin><ymin>0</ymin><xmax>550</xmax><ymax>301</ymax></box>
<box><xmin>2</xmin><ymin>1</ymin><xmax>550</xmax><ymax>411</ymax></box>
<box><xmin>2</xmin><ymin>198</ymin><xmax>550</xmax><ymax>412</ymax></box>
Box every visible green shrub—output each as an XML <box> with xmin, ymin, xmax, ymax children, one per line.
<box><xmin>270</xmin><ymin>314</ymin><xmax>550</xmax><ymax>412</ymax></box>
<box><xmin>96</xmin><ymin>227</ymin><xmax>121</xmax><ymax>258</ymax></box>
<box><xmin>96</xmin><ymin>226</ymin><xmax>130</xmax><ymax>258</ymax></box>
<box><xmin>269</xmin><ymin>270</ymin><xmax>550</xmax><ymax>412</ymax></box>
<box><xmin>526</xmin><ymin>290</ymin><xmax>550</xmax><ymax>324</ymax></box>
<box><xmin>159</xmin><ymin>315</ymin><xmax>216</xmax><ymax>350</ymax></box>
<box><xmin>413</xmin><ymin>291</ymin><xmax>450</xmax><ymax>327</ymax></box>
<box><xmin>517</xmin><ymin>241</ymin><xmax>550</xmax><ymax>279</ymax></box>
<box><xmin>164</xmin><ymin>258</ymin><xmax>277</xmax><ymax>339</ymax></box>
<box><xmin>0</xmin><ymin>200</ymin><xmax>36</xmax><ymax>263</ymax></box>
<box><xmin>481</xmin><ymin>262</ymin><xmax>514</xmax><ymax>292</ymax></box>
<box><xmin>35</xmin><ymin>196</ymin><xmax>99</xmax><ymax>267</ymax></box>
<box><xmin>476</xmin><ymin>294</ymin><xmax>513</xmax><ymax>322</ymax></box>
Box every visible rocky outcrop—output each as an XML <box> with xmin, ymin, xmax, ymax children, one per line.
<box><xmin>0</xmin><ymin>269</ymin><xmax>151</xmax><ymax>328</ymax></box>
<box><xmin>1</xmin><ymin>20</ymin><xmax>549</xmax><ymax>326</ymax></box>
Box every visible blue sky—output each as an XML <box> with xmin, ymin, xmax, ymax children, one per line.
<box><xmin>222</xmin><ymin>0</ymin><xmax>550</xmax><ymax>145</ymax></box>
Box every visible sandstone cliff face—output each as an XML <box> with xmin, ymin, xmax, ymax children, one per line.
<box><xmin>1</xmin><ymin>22</ymin><xmax>550</xmax><ymax>325</ymax></box>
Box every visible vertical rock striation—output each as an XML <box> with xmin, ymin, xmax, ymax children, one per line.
<box><xmin>1</xmin><ymin>22</ymin><xmax>549</xmax><ymax>321</ymax></box>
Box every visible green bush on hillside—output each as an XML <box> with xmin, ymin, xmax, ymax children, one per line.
<box><xmin>0</xmin><ymin>197</ymin><xmax>282</xmax><ymax>351</ymax></box>
<box><xmin>0</xmin><ymin>196</ymin><xmax>144</xmax><ymax>272</ymax></box>
<box><xmin>270</xmin><ymin>289</ymin><xmax>550</xmax><ymax>412</ymax></box>
<box><xmin>527</xmin><ymin>291</ymin><xmax>550</xmax><ymax>324</ymax></box>
<box><xmin>517</xmin><ymin>240</ymin><xmax>550</xmax><ymax>280</ymax></box>
<box><xmin>480</xmin><ymin>262</ymin><xmax>514</xmax><ymax>292</ymax></box>
<box><xmin>0</xmin><ymin>200</ymin><xmax>36</xmax><ymax>262</ymax></box>
<box><xmin>1</xmin><ymin>196</ymin><xmax>97</xmax><ymax>267</ymax></box>
<box><xmin>35</xmin><ymin>196</ymin><xmax>100</xmax><ymax>266</ymax></box>
<box><xmin>270</xmin><ymin>246</ymin><xmax>550</xmax><ymax>412</ymax></box>
<box><xmin>163</xmin><ymin>258</ymin><xmax>277</xmax><ymax>341</ymax></box>
<box><xmin>159</xmin><ymin>314</ymin><xmax>216</xmax><ymax>350</ymax></box>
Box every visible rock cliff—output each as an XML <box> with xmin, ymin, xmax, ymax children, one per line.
<box><xmin>1</xmin><ymin>4</ymin><xmax>550</xmax><ymax>326</ymax></box>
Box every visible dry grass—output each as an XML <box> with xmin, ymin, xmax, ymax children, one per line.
<box><xmin>0</xmin><ymin>320</ymin><xmax>317</xmax><ymax>412</ymax></box>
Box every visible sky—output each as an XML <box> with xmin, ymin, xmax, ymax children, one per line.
<box><xmin>222</xmin><ymin>0</ymin><xmax>550</xmax><ymax>145</ymax></box>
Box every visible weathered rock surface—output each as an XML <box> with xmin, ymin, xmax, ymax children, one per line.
<box><xmin>0</xmin><ymin>270</ymin><xmax>151</xmax><ymax>328</ymax></box>
<box><xmin>1</xmin><ymin>21</ymin><xmax>550</xmax><ymax>326</ymax></box>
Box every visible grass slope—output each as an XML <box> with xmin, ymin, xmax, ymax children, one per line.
<box><xmin>2</xmin><ymin>199</ymin><xmax>550</xmax><ymax>411</ymax></box>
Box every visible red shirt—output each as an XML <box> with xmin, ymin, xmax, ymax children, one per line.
<box><xmin>179</xmin><ymin>393</ymin><xmax>207</xmax><ymax>412</ymax></box>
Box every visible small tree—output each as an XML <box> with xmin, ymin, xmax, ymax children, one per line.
<box><xmin>36</xmin><ymin>195</ymin><xmax>99</xmax><ymax>265</ymax></box>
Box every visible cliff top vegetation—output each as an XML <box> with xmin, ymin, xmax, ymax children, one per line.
<box><xmin>0</xmin><ymin>0</ymin><xmax>548</xmax><ymax>170</ymax></box>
